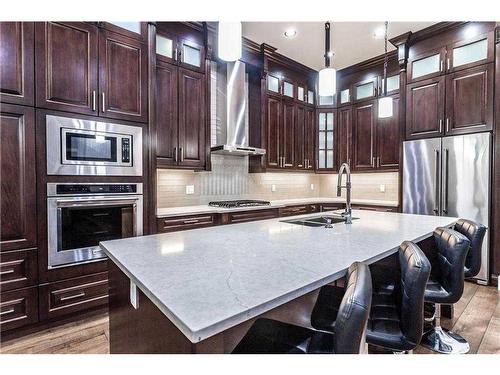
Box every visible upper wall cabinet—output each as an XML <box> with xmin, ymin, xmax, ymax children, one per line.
<box><xmin>353</xmin><ymin>77</ymin><xmax>378</xmax><ymax>103</ymax></box>
<box><xmin>316</xmin><ymin>110</ymin><xmax>336</xmax><ymax>171</ymax></box>
<box><xmin>0</xmin><ymin>22</ymin><xmax>34</xmax><ymax>106</ymax></box>
<box><xmin>156</xmin><ymin>27</ymin><xmax>205</xmax><ymax>73</ymax></box>
<box><xmin>99</xmin><ymin>22</ymin><xmax>148</xmax><ymax>42</ymax></box>
<box><xmin>35</xmin><ymin>22</ymin><xmax>99</xmax><ymax>115</ymax></box>
<box><xmin>407</xmin><ymin>47</ymin><xmax>446</xmax><ymax>83</ymax></box>
<box><xmin>34</xmin><ymin>22</ymin><xmax>148</xmax><ymax>123</ymax></box>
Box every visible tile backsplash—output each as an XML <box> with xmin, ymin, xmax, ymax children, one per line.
<box><xmin>157</xmin><ymin>155</ymin><xmax>399</xmax><ymax>208</ymax></box>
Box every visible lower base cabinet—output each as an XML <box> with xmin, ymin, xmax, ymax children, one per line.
<box><xmin>220</xmin><ymin>209</ymin><xmax>279</xmax><ymax>224</ymax></box>
<box><xmin>39</xmin><ymin>272</ymin><xmax>108</xmax><ymax>321</ymax></box>
<box><xmin>0</xmin><ymin>286</ymin><xmax>38</xmax><ymax>332</ymax></box>
<box><xmin>0</xmin><ymin>248</ymin><xmax>38</xmax><ymax>291</ymax></box>
<box><xmin>351</xmin><ymin>204</ymin><xmax>398</xmax><ymax>212</ymax></box>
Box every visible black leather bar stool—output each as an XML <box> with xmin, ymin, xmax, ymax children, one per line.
<box><xmin>453</xmin><ymin>219</ymin><xmax>486</xmax><ymax>279</ymax></box>
<box><xmin>232</xmin><ymin>262</ymin><xmax>372</xmax><ymax>354</ymax></box>
<box><xmin>421</xmin><ymin>227</ymin><xmax>471</xmax><ymax>354</ymax></box>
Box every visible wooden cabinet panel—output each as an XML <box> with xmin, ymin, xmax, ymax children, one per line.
<box><xmin>304</xmin><ymin>106</ymin><xmax>315</xmax><ymax>170</ymax></box>
<box><xmin>445</xmin><ymin>64</ymin><xmax>493</xmax><ymax>135</ymax></box>
<box><xmin>0</xmin><ymin>22</ymin><xmax>34</xmax><ymax>106</ymax></box>
<box><xmin>447</xmin><ymin>32</ymin><xmax>494</xmax><ymax>73</ymax></box>
<box><xmin>266</xmin><ymin>96</ymin><xmax>281</xmax><ymax>168</ymax></box>
<box><xmin>352</xmin><ymin>101</ymin><xmax>376</xmax><ymax>171</ymax></box>
<box><xmin>320</xmin><ymin>203</ymin><xmax>343</xmax><ymax>212</ymax></box>
<box><xmin>157</xmin><ymin>214</ymin><xmax>216</xmax><ymax>233</ymax></box>
<box><xmin>0</xmin><ymin>104</ymin><xmax>36</xmax><ymax>251</ymax></box>
<box><xmin>281</xmin><ymin>101</ymin><xmax>295</xmax><ymax>168</ymax></box>
<box><xmin>0</xmin><ymin>248</ymin><xmax>37</xmax><ymax>291</ymax></box>
<box><xmin>221</xmin><ymin>209</ymin><xmax>279</xmax><ymax>224</ymax></box>
<box><xmin>35</xmin><ymin>22</ymin><xmax>98</xmax><ymax>115</ymax></box>
<box><xmin>99</xmin><ymin>30</ymin><xmax>148</xmax><ymax>123</ymax></box>
<box><xmin>353</xmin><ymin>77</ymin><xmax>378</xmax><ymax>103</ymax></box>
<box><xmin>155</xmin><ymin>61</ymin><xmax>178</xmax><ymax>166</ymax></box>
<box><xmin>0</xmin><ymin>286</ymin><xmax>38</xmax><ymax>332</ymax></box>
<box><xmin>337</xmin><ymin>107</ymin><xmax>352</xmax><ymax>166</ymax></box>
<box><xmin>406</xmin><ymin>76</ymin><xmax>445</xmax><ymax>140</ymax></box>
<box><xmin>39</xmin><ymin>272</ymin><xmax>108</xmax><ymax>320</ymax></box>
<box><xmin>294</xmin><ymin>105</ymin><xmax>306</xmax><ymax>169</ymax></box>
<box><xmin>99</xmin><ymin>22</ymin><xmax>148</xmax><ymax>42</ymax></box>
<box><xmin>178</xmin><ymin>68</ymin><xmax>206</xmax><ymax>169</ymax></box>
<box><xmin>279</xmin><ymin>205</ymin><xmax>309</xmax><ymax>217</ymax></box>
<box><xmin>351</xmin><ymin>204</ymin><xmax>398</xmax><ymax>212</ymax></box>
<box><xmin>376</xmin><ymin>95</ymin><xmax>400</xmax><ymax>169</ymax></box>
<box><xmin>178</xmin><ymin>38</ymin><xmax>205</xmax><ymax>73</ymax></box>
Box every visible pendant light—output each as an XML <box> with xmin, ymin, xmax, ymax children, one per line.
<box><xmin>378</xmin><ymin>21</ymin><xmax>393</xmax><ymax>118</ymax></box>
<box><xmin>318</xmin><ymin>22</ymin><xmax>336</xmax><ymax>96</ymax></box>
<box><xmin>218</xmin><ymin>22</ymin><xmax>242</xmax><ymax>62</ymax></box>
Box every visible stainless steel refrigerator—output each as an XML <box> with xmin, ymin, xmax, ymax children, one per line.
<box><xmin>403</xmin><ymin>132</ymin><xmax>491</xmax><ymax>284</ymax></box>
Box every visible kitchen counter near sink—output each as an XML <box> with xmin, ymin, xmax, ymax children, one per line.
<box><xmin>101</xmin><ymin>210</ymin><xmax>455</xmax><ymax>353</ymax></box>
<box><xmin>156</xmin><ymin>197</ymin><xmax>399</xmax><ymax>217</ymax></box>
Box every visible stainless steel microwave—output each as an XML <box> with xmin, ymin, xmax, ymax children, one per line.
<box><xmin>46</xmin><ymin>115</ymin><xmax>143</xmax><ymax>176</ymax></box>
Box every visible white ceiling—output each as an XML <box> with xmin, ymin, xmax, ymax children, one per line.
<box><xmin>242</xmin><ymin>22</ymin><xmax>436</xmax><ymax>71</ymax></box>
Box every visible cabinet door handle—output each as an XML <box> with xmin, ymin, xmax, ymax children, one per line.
<box><xmin>372</xmin><ymin>156</ymin><xmax>376</xmax><ymax>167</ymax></box>
<box><xmin>173</xmin><ymin>147</ymin><xmax>178</xmax><ymax>162</ymax></box>
<box><xmin>0</xmin><ymin>307</ymin><xmax>15</xmax><ymax>316</ymax></box>
<box><xmin>183</xmin><ymin>219</ymin><xmax>199</xmax><ymax>224</ymax></box>
<box><xmin>439</xmin><ymin>119</ymin><xmax>443</xmax><ymax>132</ymax></box>
<box><xmin>443</xmin><ymin>148</ymin><xmax>449</xmax><ymax>214</ymax></box>
<box><xmin>174</xmin><ymin>48</ymin><xmax>178</xmax><ymax>61</ymax></box>
<box><xmin>446</xmin><ymin>118</ymin><xmax>450</xmax><ymax>132</ymax></box>
<box><xmin>92</xmin><ymin>90</ymin><xmax>96</xmax><ymax>111</ymax></box>
<box><xmin>0</xmin><ymin>269</ymin><xmax>15</xmax><ymax>276</ymax></box>
<box><xmin>440</xmin><ymin>59</ymin><xmax>444</xmax><ymax>72</ymax></box>
<box><xmin>179</xmin><ymin>147</ymin><xmax>184</xmax><ymax>162</ymax></box>
<box><xmin>60</xmin><ymin>291</ymin><xmax>86</xmax><ymax>302</ymax></box>
<box><xmin>102</xmin><ymin>92</ymin><xmax>106</xmax><ymax>112</ymax></box>
<box><xmin>447</xmin><ymin>58</ymin><xmax>451</xmax><ymax>71</ymax></box>
<box><xmin>377</xmin><ymin>156</ymin><xmax>380</xmax><ymax>168</ymax></box>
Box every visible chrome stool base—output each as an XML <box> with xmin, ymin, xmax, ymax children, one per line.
<box><xmin>421</xmin><ymin>326</ymin><xmax>470</xmax><ymax>354</ymax></box>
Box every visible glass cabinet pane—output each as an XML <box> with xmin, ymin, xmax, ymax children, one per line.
<box><xmin>453</xmin><ymin>39</ymin><xmax>488</xmax><ymax>68</ymax></box>
<box><xmin>318</xmin><ymin>113</ymin><xmax>326</xmax><ymax>130</ymax></box>
<box><xmin>108</xmin><ymin>22</ymin><xmax>141</xmax><ymax>34</ymax></box>
<box><xmin>307</xmin><ymin>90</ymin><xmax>314</xmax><ymax>104</ymax></box>
<box><xmin>355</xmin><ymin>82</ymin><xmax>374</xmax><ymax>100</ymax></box>
<box><xmin>318</xmin><ymin>151</ymin><xmax>326</xmax><ymax>169</ymax></box>
<box><xmin>326</xmin><ymin>151</ymin><xmax>334</xmax><ymax>169</ymax></box>
<box><xmin>412</xmin><ymin>53</ymin><xmax>440</xmax><ymax>79</ymax></box>
<box><xmin>267</xmin><ymin>75</ymin><xmax>280</xmax><ymax>93</ymax></box>
<box><xmin>283</xmin><ymin>81</ymin><xmax>294</xmax><ymax>98</ymax></box>
<box><xmin>319</xmin><ymin>95</ymin><xmax>334</xmax><ymax>105</ymax></box>
<box><xmin>340</xmin><ymin>89</ymin><xmax>350</xmax><ymax>104</ymax></box>
<box><xmin>182</xmin><ymin>44</ymin><xmax>201</xmax><ymax>67</ymax></box>
<box><xmin>318</xmin><ymin>131</ymin><xmax>326</xmax><ymax>149</ymax></box>
<box><xmin>298</xmin><ymin>86</ymin><xmax>305</xmax><ymax>101</ymax></box>
<box><xmin>381</xmin><ymin>75</ymin><xmax>400</xmax><ymax>93</ymax></box>
<box><xmin>326</xmin><ymin>132</ymin><xmax>333</xmax><ymax>149</ymax></box>
<box><xmin>156</xmin><ymin>35</ymin><xmax>173</xmax><ymax>58</ymax></box>
<box><xmin>326</xmin><ymin>113</ymin><xmax>334</xmax><ymax>130</ymax></box>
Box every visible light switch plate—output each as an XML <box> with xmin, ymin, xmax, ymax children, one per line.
<box><xmin>271</xmin><ymin>184</ymin><xmax>276</xmax><ymax>192</ymax></box>
<box><xmin>186</xmin><ymin>185</ymin><xmax>195</xmax><ymax>195</ymax></box>
<box><xmin>310</xmin><ymin>184</ymin><xmax>315</xmax><ymax>191</ymax></box>
<box><xmin>379</xmin><ymin>184</ymin><xmax>386</xmax><ymax>193</ymax></box>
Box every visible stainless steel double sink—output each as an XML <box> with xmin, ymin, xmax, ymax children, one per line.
<box><xmin>281</xmin><ymin>214</ymin><xmax>359</xmax><ymax>228</ymax></box>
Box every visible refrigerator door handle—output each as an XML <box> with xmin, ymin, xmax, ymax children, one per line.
<box><xmin>443</xmin><ymin>148</ymin><xmax>449</xmax><ymax>214</ymax></box>
<box><xmin>434</xmin><ymin>149</ymin><xmax>440</xmax><ymax>214</ymax></box>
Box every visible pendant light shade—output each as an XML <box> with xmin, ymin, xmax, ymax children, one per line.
<box><xmin>218</xmin><ymin>22</ymin><xmax>242</xmax><ymax>62</ymax></box>
<box><xmin>378</xmin><ymin>96</ymin><xmax>393</xmax><ymax>118</ymax></box>
<box><xmin>319</xmin><ymin>67</ymin><xmax>336</xmax><ymax>96</ymax></box>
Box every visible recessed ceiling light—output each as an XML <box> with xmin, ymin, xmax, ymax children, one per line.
<box><xmin>373</xmin><ymin>26</ymin><xmax>385</xmax><ymax>39</ymax></box>
<box><xmin>284</xmin><ymin>29</ymin><xmax>297</xmax><ymax>39</ymax></box>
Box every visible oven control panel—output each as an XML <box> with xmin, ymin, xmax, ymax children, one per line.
<box><xmin>55</xmin><ymin>184</ymin><xmax>138</xmax><ymax>195</ymax></box>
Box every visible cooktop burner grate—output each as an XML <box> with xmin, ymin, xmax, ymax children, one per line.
<box><xmin>208</xmin><ymin>200</ymin><xmax>271</xmax><ymax>208</ymax></box>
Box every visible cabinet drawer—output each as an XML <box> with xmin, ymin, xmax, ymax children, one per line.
<box><xmin>320</xmin><ymin>204</ymin><xmax>343</xmax><ymax>212</ymax></box>
<box><xmin>0</xmin><ymin>248</ymin><xmax>38</xmax><ymax>291</ymax></box>
<box><xmin>0</xmin><ymin>286</ymin><xmax>38</xmax><ymax>332</ymax></box>
<box><xmin>39</xmin><ymin>272</ymin><xmax>108</xmax><ymax>320</ymax></box>
<box><xmin>221</xmin><ymin>209</ymin><xmax>279</xmax><ymax>224</ymax></box>
<box><xmin>308</xmin><ymin>204</ymin><xmax>320</xmax><ymax>213</ymax></box>
<box><xmin>279</xmin><ymin>205</ymin><xmax>310</xmax><ymax>217</ymax></box>
<box><xmin>351</xmin><ymin>204</ymin><xmax>398</xmax><ymax>212</ymax></box>
<box><xmin>157</xmin><ymin>214</ymin><xmax>216</xmax><ymax>233</ymax></box>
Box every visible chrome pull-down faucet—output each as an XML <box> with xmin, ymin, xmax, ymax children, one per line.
<box><xmin>337</xmin><ymin>163</ymin><xmax>352</xmax><ymax>224</ymax></box>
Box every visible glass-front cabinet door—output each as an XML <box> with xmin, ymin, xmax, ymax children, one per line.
<box><xmin>353</xmin><ymin>78</ymin><xmax>377</xmax><ymax>102</ymax></box>
<box><xmin>179</xmin><ymin>39</ymin><xmax>204</xmax><ymax>72</ymax></box>
<box><xmin>448</xmin><ymin>33</ymin><xmax>493</xmax><ymax>72</ymax></box>
<box><xmin>267</xmin><ymin>74</ymin><xmax>280</xmax><ymax>94</ymax></box>
<box><xmin>339</xmin><ymin>88</ymin><xmax>350</xmax><ymax>105</ymax></box>
<box><xmin>307</xmin><ymin>89</ymin><xmax>315</xmax><ymax>105</ymax></box>
<box><xmin>317</xmin><ymin>111</ymin><xmax>335</xmax><ymax>170</ymax></box>
<box><xmin>408</xmin><ymin>47</ymin><xmax>445</xmax><ymax>82</ymax></box>
<box><xmin>282</xmin><ymin>80</ymin><xmax>294</xmax><ymax>99</ymax></box>
<box><xmin>156</xmin><ymin>33</ymin><xmax>176</xmax><ymax>64</ymax></box>
<box><xmin>297</xmin><ymin>85</ymin><xmax>305</xmax><ymax>102</ymax></box>
<box><xmin>102</xmin><ymin>22</ymin><xmax>146</xmax><ymax>41</ymax></box>
<box><xmin>380</xmin><ymin>74</ymin><xmax>400</xmax><ymax>95</ymax></box>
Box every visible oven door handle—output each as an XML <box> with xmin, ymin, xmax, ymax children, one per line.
<box><xmin>55</xmin><ymin>198</ymin><xmax>139</xmax><ymax>208</ymax></box>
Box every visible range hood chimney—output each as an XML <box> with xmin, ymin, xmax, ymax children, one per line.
<box><xmin>210</xmin><ymin>60</ymin><xmax>265</xmax><ymax>156</ymax></box>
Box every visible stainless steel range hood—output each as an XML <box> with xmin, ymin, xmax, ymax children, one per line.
<box><xmin>210</xmin><ymin>60</ymin><xmax>265</xmax><ymax>156</ymax></box>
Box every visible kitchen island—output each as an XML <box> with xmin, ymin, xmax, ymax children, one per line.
<box><xmin>100</xmin><ymin>210</ymin><xmax>457</xmax><ymax>354</ymax></box>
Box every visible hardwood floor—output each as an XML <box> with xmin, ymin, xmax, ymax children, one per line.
<box><xmin>1</xmin><ymin>282</ymin><xmax>498</xmax><ymax>354</ymax></box>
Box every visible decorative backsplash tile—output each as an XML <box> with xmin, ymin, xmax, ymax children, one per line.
<box><xmin>157</xmin><ymin>155</ymin><xmax>399</xmax><ymax>208</ymax></box>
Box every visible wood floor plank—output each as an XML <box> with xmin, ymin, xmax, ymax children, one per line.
<box><xmin>441</xmin><ymin>282</ymin><xmax>479</xmax><ymax>330</ymax></box>
<box><xmin>477</xmin><ymin>298</ymin><xmax>500</xmax><ymax>354</ymax></box>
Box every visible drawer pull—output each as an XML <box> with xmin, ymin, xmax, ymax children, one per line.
<box><xmin>60</xmin><ymin>291</ymin><xmax>86</xmax><ymax>302</ymax></box>
<box><xmin>0</xmin><ymin>269</ymin><xmax>15</xmax><ymax>276</ymax></box>
<box><xmin>183</xmin><ymin>219</ymin><xmax>200</xmax><ymax>224</ymax></box>
<box><xmin>0</xmin><ymin>307</ymin><xmax>15</xmax><ymax>316</ymax></box>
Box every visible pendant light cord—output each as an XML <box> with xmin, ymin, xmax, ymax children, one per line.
<box><xmin>383</xmin><ymin>21</ymin><xmax>388</xmax><ymax>96</ymax></box>
<box><xmin>325</xmin><ymin>22</ymin><xmax>331</xmax><ymax>68</ymax></box>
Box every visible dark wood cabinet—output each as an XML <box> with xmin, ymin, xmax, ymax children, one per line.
<box><xmin>99</xmin><ymin>22</ymin><xmax>148</xmax><ymax>42</ymax></box>
<box><xmin>220</xmin><ymin>209</ymin><xmax>279</xmax><ymax>224</ymax></box>
<box><xmin>351</xmin><ymin>204</ymin><xmax>399</xmax><ymax>212</ymax></box>
<box><xmin>294</xmin><ymin>104</ymin><xmax>306</xmax><ymax>169</ymax></box>
<box><xmin>177</xmin><ymin>68</ymin><xmax>206</xmax><ymax>168</ymax></box>
<box><xmin>35</xmin><ymin>22</ymin><xmax>98</xmax><ymax>115</ymax></box>
<box><xmin>0</xmin><ymin>286</ymin><xmax>38</xmax><ymax>332</ymax></box>
<box><xmin>0</xmin><ymin>22</ymin><xmax>34</xmax><ymax>106</ymax></box>
<box><xmin>352</xmin><ymin>101</ymin><xmax>376</xmax><ymax>171</ymax></box>
<box><xmin>39</xmin><ymin>272</ymin><xmax>108</xmax><ymax>320</ymax></box>
<box><xmin>157</xmin><ymin>214</ymin><xmax>216</xmax><ymax>233</ymax></box>
<box><xmin>376</xmin><ymin>95</ymin><xmax>400</xmax><ymax>169</ymax></box>
<box><xmin>406</xmin><ymin>76</ymin><xmax>445</xmax><ymax>140</ymax></box>
<box><xmin>320</xmin><ymin>203</ymin><xmax>343</xmax><ymax>212</ymax></box>
<box><xmin>281</xmin><ymin>101</ymin><xmax>295</xmax><ymax>168</ymax></box>
<box><xmin>445</xmin><ymin>64</ymin><xmax>494</xmax><ymax>135</ymax></box>
<box><xmin>353</xmin><ymin>76</ymin><xmax>378</xmax><ymax>103</ymax></box>
<box><xmin>0</xmin><ymin>248</ymin><xmax>37</xmax><ymax>292</ymax></box>
<box><xmin>304</xmin><ymin>106</ymin><xmax>316</xmax><ymax>170</ymax></box>
<box><xmin>266</xmin><ymin>95</ymin><xmax>281</xmax><ymax>168</ymax></box>
<box><xmin>0</xmin><ymin>104</ymin><xmax>37</xmax><ymax>251</ymax></box>
<box><xmin>407</xmin><ymin>47</ymin><xmax>446</xmax><ymax>83</ymax></box>
<box><xmin>99</xmin><ymin>30</ymin><xmax>148</xmax><ymax>123</ymax></box>
<box><xmin>156</xmin><ymin>61</ymin><xmax>178</xmax><ymax>166</ymax></box>
<box><xmin>446</xmin><ymin>32</ymin><xmax>494</xmax><ymax>73</ymax></box>
<box><xmin>337</xmin><ymin>107</ymin><xmax>352</xmax><ymax>166</ymax></box>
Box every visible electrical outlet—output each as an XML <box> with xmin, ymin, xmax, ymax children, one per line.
<box><xmin>379</xmin><ymin>184</ymin><xmax>386</xmax><ymax>193</ymax></box>
<box><xmin>271</xmin><ymin>184</ymin><xmax>276</xmax><ymax>192</ymax></box>
<box><xmin>185</xmin><ymin>185</ymin><xmax>195</xmax><ymax>195</ymax></box>
<box><xmin>310</xmin><ymin>183</ymin><xmax>315</xmax><ymax>191</ymax></box>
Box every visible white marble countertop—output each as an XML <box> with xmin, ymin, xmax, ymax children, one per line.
<box><xmin>156</xmin><ymin>197</ymin><xmax>399</xmax><ymax>217</ymax></box>
<box><xmin>100</xmin><ymin>210</ymin><xmax>456</xmax><ymax>343</ymax></box>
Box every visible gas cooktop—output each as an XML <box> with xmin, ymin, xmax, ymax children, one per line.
<box><xmin>208</xmin><ymin>200</ymin><xmax>271</xmax><ymax>209</ymax></box>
